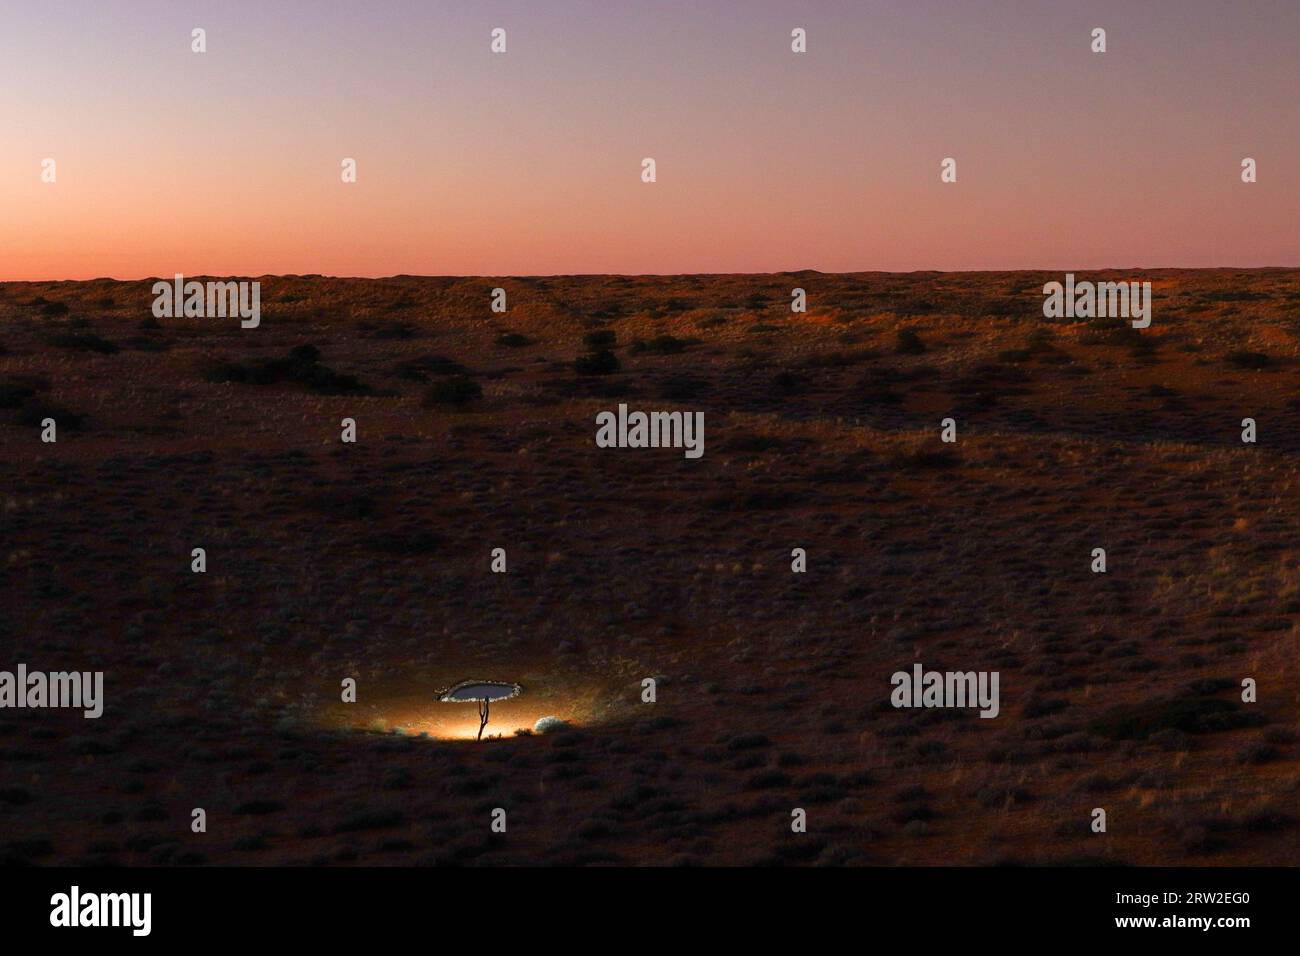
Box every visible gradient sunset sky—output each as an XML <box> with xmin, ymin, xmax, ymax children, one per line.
<box><xmin>3</xmin><ymin>0</ymin><xmax>1297</xmax><ymax>280</ymax></box>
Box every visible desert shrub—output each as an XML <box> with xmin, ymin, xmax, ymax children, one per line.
<box><xmin>891</xmin><ymin>445</ymin><xmax>959</xmax><ymax>470</ymax></box>
<box><xmin>610</xmin><ymin>784</ymin><xmax>661</xmax><ymax>812</ymax></box>
<box><xmin>1022</xmin><ymin>697</ymin><xmax>1068</xmax><ymax>718</ymax></box>
<box><xmin>658</xmin><ymin>375</ymin><xmax>708</xmax><ymax>400</ymax></box>
<box><xmin>891</xmin><ymin>803</ymin><xmax>935</xmax><ymax>824</ymax></box>
<box><xmin>1080</xmin><ymin>319</ymin><xmax>1149</xmax><ymax>350</ymax></box>
<box><xmin>633</xmin><ymin>715</ymin><xmax>682</xmax><ymax>734</ymax></box>
<box><xmin>495</xmin><ymin>332</ymin><xmax>531</xmax><ymax>347</ymax></box>
<box><xmin>1149</xmin><ymin>728</ymin><xmax>1190</xmax><ymax>752</ymax></box>
<box><xmin>1237</xmin><ymin>808</ymin><xmax>1296</xmax><ymax>832</ymax></box>
<box><xmin>705</xmin><ymin>488</ymin><xmax>798</xmax><ymax>511</ymax></box>
<box><xmin>0</xmin><ymin>375</ymin><xmax>50</xmax><ymax>408</ymax></box>
<box><xmin>1236</xmin><ymin>742</ymin><xmax>1280</xmax><ymax>764</ymax></box>
<box><xmin>859</xmin><ymin>386</ymin><xmax>905</xmax><ymax>406</ymax></box>
<box><xmin>583</xmin><ymin>329</ymin><xmax>617</xmax><ymax>349</ymax></box>
<box><xmin>1088</xmin><ymin>695</ymin><xmax>1264</xmax><ymax>741</ymax></box>
<box><xmin>953</xmin><ymin>362</ymin><xmax>1032</xmax><ymax>395</ymax></box>
<box><xmin>976</xmin><ymin>785</ymin><xmax>1033</xmax><ymax>808</ymax></box>
<box><xmin>1224</xmin><ymin>350</ymin><xmax>1270</xmax><ymax>369</ymax></box>
<box><xmin>299</xmin><ymin>364</ymin><xmax>368</xmax><ymax>394</ymax></box>
<box><xmin>1025</xmin><ymin>326</ymin><xmax>1056</xmax><ymax>351</ymax></box>
<box><xmin>17</xmin><ymin>398</ymin><xmax>83</xmax><ymax>429</ymax></box>
<box><xmin>574</xmin><ymin>349</ymin><xmax>620</xmax><ymax>375</ymax></box>
<box><xmin>723</xmin><ymin>432</ymin><xmax>790</xmax><ymax>453</ymax></box>
<box><xmin>1073</xmin><ymin>774</ymin><xmax>1117</xmax><ymax>794</ymax></box>
<box><xmin>39</xmin><ymin>301</ymin><xmax>69</xmax><ymax>316</ymax></box>
<box><xmin>770</xmin><ymin>370</ymin><xmax>809</xmax><ymax>395</ymax></box>
<box><xmin>332</xmin><ymin>809</ymin><xmax>405</xmax><ymax>833</ymax></box>
<box><xmin>204</xmin><ymin>348</ymin><xmax>372</xmax><ymax>395</ymax></box>
<box><xmin>395</xmin><ymin>353</ymin><xmax>467</xmax><ymax>380</ymax></box>
<box><xmin>802</xmin><ymin>348</ymin><xmax>880</xmax><ymax>368</ymax></box>
<box><xmin>1185</xmin><ymin>677</ymin><xmax>1237</xmax><ymax>695</ymax></box>
<box><xmin>744</xmin><ymin>770</ymin><xmax>790</xmax><ymax>790</ymax></box>
<box><xmin>121</xmin><ymin>334</ymin><xmax>168</xmax><ymax>352</ymax></box>
<box><xmin>894</xmin><ymin>328</ymin><xmax>925</xmax><ymax>354</ymax></box>
<box><xmin>575</xmin><ymin>818</ymin><xmax>614</xmax><ymax>839</ymax></box>
<box><xmin>305</xmin><ymin>491</ymin><xmax>377</xmax><ymax>520</ymax></box>
<box><xmin>838</xmin><ymin>769</ymin><xmax>875</xmax><ymax>788</ymax></box>
<box><xmin>45</xmin><ymin>332</ymin><xmax>118</xmax><ymax>354</ymax></box>
<box><xmin>630</xmin><ymin>334</ymin><xmax>690</xmax><ymax>355</ymax></box>
<box><xmin>362</xmin><ymin>530</ymin><xmax>443</xmax><ymax>555</ymax></box>
<box><xmin>1</xmin><ymin>838</ymin><xmax>54</xmax><ymax>864</ymax></box>
<box><xmin>233</xmin><ymin>799</ymin><xmax>286</xmax><ymax>815</ymax></box>
<box><xmin>365</xmin><ymin>321</ymin><xmax>417</xmax><ymax>339</ymax></box>
<box><xmin>421</xmin><ymin>376</ymin><xmax>482</xmax><ymax>406</ymax></box>
<box><xmin>730</xmin><ymin>752</ymin><xmax>766</xmax><ymax>770</ymax></box>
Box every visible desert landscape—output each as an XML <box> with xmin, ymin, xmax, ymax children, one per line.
<box><xmin>1</xmin><ymin>269</ymin><xmax>1297</xmax><ymax>866</ymax></box>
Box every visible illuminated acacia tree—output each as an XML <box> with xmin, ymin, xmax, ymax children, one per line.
<box><xmin>437</xmin><ymin>680</ymin><xmax>523</xmax><ymax>740</ymax></box>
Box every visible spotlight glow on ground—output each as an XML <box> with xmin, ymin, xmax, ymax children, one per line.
<box><xmin>319</xmin><ymin>676</ymin><xmax>610</xmax><ymax>742</ymax></box>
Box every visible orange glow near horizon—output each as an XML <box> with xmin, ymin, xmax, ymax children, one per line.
<box><xmin>337</xmin><ymin>701</ymin><xmax>573</xmax><ymax>742</ymax></box>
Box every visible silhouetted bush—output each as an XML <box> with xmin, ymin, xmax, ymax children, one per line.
<box><xmin>630</xmin><ymin>334</ymin><xmax>690</xmax><ymax>355</ymax></box>
<box><xmin>894</xmin><ymin>328</ymin><xmax>926</xmax><ymax>354</ymax></box>
<box><xmin>1224</xmin><ymin>350</ymin><xmax>1270</xmax><ymax>369</ymax></box>
<box><xmin>0</xmin><ymin>375</ymin><xmax>49</xmax><ymax>409</ymax></box>
<box><xmin>203</xmin><ymin>347</ymin><xmax>372</xmax><ymax>395</ymax></box>
<box><xmin>705</xmin><ymin>488</ymin><xmax>798</xmax><ymax>511</ymax></box>
<box><xmin>1236</xmin><ymin>742</ymin><xmax>1280</xmax><ymax>764</ymax></box>
<box><xmin>1089</xmin><ymin>696</ymin><xmax>1265</xmax><ymax>741</ymax></box>
<box><xmin>396</xmin><ymin>354</ymin><xmax>467</xmax><ymax>380</ymax></box>
<box><xmin>305</xmin><ymin>491</ymin><xmax>377</xmax><ymax>519</ymax></box>
<box><xmin>46</xmin><ymin>332</ymin><xmax>118</xmax><ymax>354</ymax></box>
<box><xmin>771</xmin><ymin>370</ymin><xmax>809</xmax><ymax>395</ymax></box>
<box><xmin>574</xmin><ymin>349</ymin><xmax>620</xmax><ymax>375</ymax></box>
<box><xmin>17</xmin><ymin>398</ymin><xmax>83</xmax><ymax>430</ymax></box>
<box><xmin>421</xmin><ymin>376</ymin><xmax>482</xmax><ymax>406</ymax></box>
<box><xmin>891</xmin><ymin>446</ymin><xmax>959</xmax><ymax>470</ymax></box>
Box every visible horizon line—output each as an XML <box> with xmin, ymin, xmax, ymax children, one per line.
<box><xmin>4</xmin><ymin>264</ymin><xmax>1300</xmax><ymax>284</ymax></box>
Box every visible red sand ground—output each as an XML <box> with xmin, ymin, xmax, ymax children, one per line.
<box><xmin>0</xmin><ymin>270</ymin><xmax>1296</xmax><ymax>865</ymax></box>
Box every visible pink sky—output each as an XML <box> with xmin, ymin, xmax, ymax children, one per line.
<box><xmin>2</xmin><ymin>0</ymin><xmax>1297</xmax><ymax>280</ymax></box>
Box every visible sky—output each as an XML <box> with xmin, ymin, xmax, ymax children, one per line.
<box><xmin>2</xmin><ymin>0</ymin><xmax>1297</xmax><ymax>279</ymax></box>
